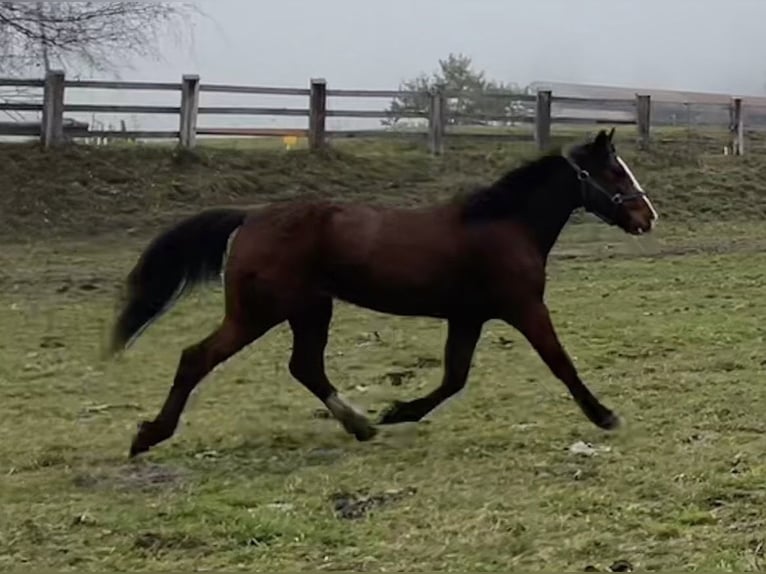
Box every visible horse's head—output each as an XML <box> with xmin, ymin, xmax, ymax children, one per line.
<box><xmin>567</xmin><ymin>128</ymin><xmax>658</xmax><ymax>235</ymax></box>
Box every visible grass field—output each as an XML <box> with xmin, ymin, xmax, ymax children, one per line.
<box><xmin>2</xmin><ymin>135</ymin><xmax>766</xmax><ymax>571</ymax></box>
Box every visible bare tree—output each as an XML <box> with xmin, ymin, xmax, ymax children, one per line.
<box><xmin>0</xmin><ymin>2</ymin><xmax>198</xmax><ymax>76</ymax></box>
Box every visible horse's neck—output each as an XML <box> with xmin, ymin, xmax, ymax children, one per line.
<box><xmin>523</xmin><ymin>176</ymin><xmax>579</xmax><ymax>259</ymax></box>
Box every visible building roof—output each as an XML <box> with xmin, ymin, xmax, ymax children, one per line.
<box><xmin>529</xmin><ymin>81</ymin><xmax>766</xmax><ymax>107</ymax></box>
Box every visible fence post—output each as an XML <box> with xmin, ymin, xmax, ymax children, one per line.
<box><xmin>41</xmin><ymin>69</ymin><xmax>65</xmax><ymax>147</ymax></box>
<box><xmin>179</xmin><ymin>74</ymin><xmax>200</xmax><ymax>149</ymax></box>
<box><xmin>730</xmin><ymin>97</ymin><xmax>744</xmax><ymax>156</ymax></box>
<box><xmin>309</xmin><ymin>78</ymin><xmax>327</xmax><ymax>151</ymax></box>
<box><xmin>534</xmin><ymin>90</ymin><xmax>551</xmax><ymax>151</ymax></box>
<box><xmin>428</xmin><ymin>85</ymin><xmax>446</xmax><ymax>155</ymax></box>
<box><xmin>636</xmin><ymin>94</ymin><xmax>651</xmax><ymax>150</ymax></box>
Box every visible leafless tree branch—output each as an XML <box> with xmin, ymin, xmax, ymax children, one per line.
<box><xmin>0</xmin><ymin>2</ymin><xmax>199</xmax><ymax>76</ymax></box>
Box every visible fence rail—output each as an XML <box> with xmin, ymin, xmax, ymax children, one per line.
<box><xmin>0</xmin><ymin>70</ymin><xmax>754</xmax><ymax>155</ymax></box>
<box><xmin>200</xmin><ymin>84</ymin><xmax>310</xmax><ymax>96</ymax></box>
<box><xmin>65</xmin><ymin>79</ymin><xmax>181</xmax><ymax>91</ymax></box>
<box><xmin>0</xmin><ymin>102</ymin><xmax>43</xmax><ymax>112</ymax></box>
<box><xmin>198</xmin><ymin>106</ymin><xmax>309</xmax><ymax>116</ymax></box>
<box><xmin>0</xmin><ymin>78</ymin><xmax>43</xmax><ymax>88</ymax></box>
<box><xmin>64</xmin><ymin>104</ymin><xmax>180</xmax><ymax>114</ymax></box>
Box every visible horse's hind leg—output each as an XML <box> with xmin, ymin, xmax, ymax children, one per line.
<box><xmin>129</xmin><ymin>316</ymin><xmax>275</xmax><ymax>457</ymax></box>
<box><xmin>379</xmin><ymin>319</ymin><xmax>483</xmax><ymax>424</ymax></box>
<box><xmin>288</xmin><ymin>298</ymin><xmax>377</xmax><ymax>441</ymax></box>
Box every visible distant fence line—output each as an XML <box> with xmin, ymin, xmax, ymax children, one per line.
<box><xmin>0</xmin><ymin>70</ymin><xmax>753</xmax><ymax>155</ymax></box>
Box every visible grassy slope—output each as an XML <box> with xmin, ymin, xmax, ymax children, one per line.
<box><xmin>2</xmin><ymin>131</ymin><xmax>766</xmax><ymax>240</ymax></box>
<box><xmin>2</xmin><ymin>134</ymin><xmax>766</xmax><ymax>570</ymax></box>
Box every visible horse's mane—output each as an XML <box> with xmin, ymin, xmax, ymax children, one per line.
<box><xmin>459</xmin><ymin>150</ymin><xmax>568</xmax><ymax>222</ymax></box>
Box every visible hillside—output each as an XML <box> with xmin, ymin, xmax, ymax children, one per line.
<box><xmin>1</xmin><ymin>135</ymin><xmax>765</xmax><ymax>241</ymax></box>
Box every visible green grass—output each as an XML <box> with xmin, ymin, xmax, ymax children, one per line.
<box><xmin>3</xmin><ymin>134</ymin><xmax>766</xmax><ymax>570</ymax></box>
<box><xmin>2</xmin><ymin>222</ymin><xmax>766</xmax><ymax>571</ymax></box>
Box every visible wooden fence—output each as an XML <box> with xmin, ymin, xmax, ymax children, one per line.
<box><xmin>0</xmin><ymin>70</ymin><xmax>749</xmax><ymax>155</ymax></box>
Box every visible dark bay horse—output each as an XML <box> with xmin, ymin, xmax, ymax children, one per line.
<box><xmin>109</xmin><ymin>128</ymin><xmax>658</xmax><ymax>457</ymax></box>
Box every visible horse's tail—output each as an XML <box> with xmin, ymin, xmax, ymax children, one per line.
<box><xmin>108</xmin><ymin>208</ymin><xmax>247</xmax><ymax>356</ymax></box>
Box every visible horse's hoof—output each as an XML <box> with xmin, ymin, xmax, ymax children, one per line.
<box><xmin>129</xmin><ymin>440</ymin><xmax>149</xmax><ymax>458</ymax></box>
<box><xmin>343</xmin><ymin>410</ymin><xmax>378</xmax><ymax>441</ymax></box>
<box><xmin>597</xmin><ymin>410</ymin><xmax>621</xmax><ymax>431</ymax></box>
<box><xmin>353</xmin><ymin>422</ymin><xmax>378</xmax><ymax>442</ymax></box>
<box><xmin>129</xmin><ymin>420</ymin><xmax>157</xmax><ymax>458</ymax></box>
<box><xmin>378</xmin><ymin>401</ymin><xmax>410</xmax><ymax>425</ymax></box>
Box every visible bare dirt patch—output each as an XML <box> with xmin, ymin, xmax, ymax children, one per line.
<box><xmin>73</xmin><ymin>462</ymin><xmax>187</xmax><ymax>491</ymax></box>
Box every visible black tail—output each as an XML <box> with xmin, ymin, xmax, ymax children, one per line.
<box><xmin>108</xmin><ymin>208</ymin><xmax>247</xmax><ymax>356</ymax></box>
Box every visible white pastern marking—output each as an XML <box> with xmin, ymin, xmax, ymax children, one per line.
<box><xmin>617</xmin><ymin>155</ymin><xmax>659</xmax><ymax>225</ymax></box>
<box><xmin>325</xmin><ymin>393</ymin><xmax>366</xmax><ymax>424</ymax></box>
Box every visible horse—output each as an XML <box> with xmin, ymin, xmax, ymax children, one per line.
<box><xmin>108</xmin><ymin>128</ymin><xmax>658</xmax><ymax>457</ymax></box>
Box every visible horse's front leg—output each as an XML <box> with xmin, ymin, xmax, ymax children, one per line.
<box><xmin>510</xmin><ymin>301</ymin><xmax>620</xmax><ymax>430</ymax></box>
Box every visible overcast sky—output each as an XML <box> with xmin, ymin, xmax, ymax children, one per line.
<box><xmin>135</xmin><ymin>0</ymin><xmax>766</xmax><ymax>95</ymax></box>
<box><xmin>51</xmin><ymin>0</ymin><xmax>766</xmax><ymax>133</ymax></box>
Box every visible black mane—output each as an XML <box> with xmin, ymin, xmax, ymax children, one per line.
<box><xmin>460</xmin><ymin>151</ymin><xmax>569</xmax><ymax>222</ymax></box>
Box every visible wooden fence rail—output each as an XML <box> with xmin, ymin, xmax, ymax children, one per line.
<box><xmin>0</xmin><ymin>70</ymin><xmax>753</xmax><ymax>155</ymax></box>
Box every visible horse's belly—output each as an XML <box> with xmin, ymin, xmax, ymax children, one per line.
<box><xmin>336</xmin><ymin>289</ymin><xmax>447</xmax><ymax>317</ymax></box>
<box><xmin>322</xmin><ymin>268</ymin><xmax>457</xmax><ymax>318</ymax></box>
<box><xmin>320</xmin><ymin>215</ymin><xmax>470</xmax><ymax>317</ymax></box>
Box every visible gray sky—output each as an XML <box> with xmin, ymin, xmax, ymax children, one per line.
<box><xmin>55</xmin><ymin>0</ymin><xmax>766</xmax><ymax>133</ymax></box>
<box><xmin>136</xmin><ymin>0</ymin><xmax>766</xmax><ymax>95</ymax></box>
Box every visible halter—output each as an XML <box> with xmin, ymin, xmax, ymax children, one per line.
<box><xmin>563</xmin><ymin>154</ymin><xmax>648</xmax><ymax>226</ymax></box>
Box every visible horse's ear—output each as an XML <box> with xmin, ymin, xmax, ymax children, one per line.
<box><xmin>594</xmin><ymin>129</ymin><xmax>609</xmax><ymax>149</ymax></box>
<box><xmin>608</xmin><ymin>127</ymin><xmax>616</xmax><ymax>141</ymax></box>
